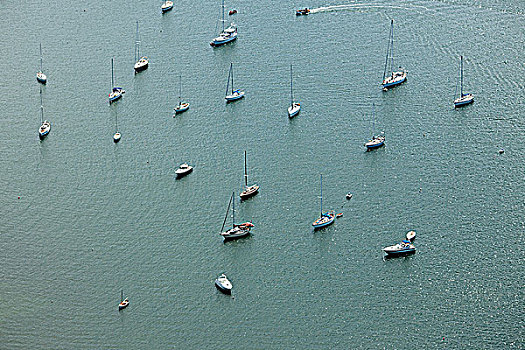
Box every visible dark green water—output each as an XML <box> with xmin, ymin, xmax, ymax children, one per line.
<box><xmin>1</xmin><ymin>0</ymin><xmax>523</xmax><ymax>348</ymax></box>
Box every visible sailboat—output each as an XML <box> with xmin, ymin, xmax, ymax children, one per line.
<box><xmin>109</xmin><ymin>58</ymin><xmax>125</xmax><ymax>104</ymax></box>
<box><xmin>287</xmin><ymin>64</ymin><xmax>301</xmax><ymax>118</ymax></box>
<box><xmin>133</xmin><ymin>21</ymin><xmax>149</xmax><ymax>73</ymax></box>
<box><xmin>364</xmin><ymin>103</ymin><xmax>385</xmax><ymax>149</ymax></box>
<box><xmin>312</xmin><ymin>174</ymin><xmax>335</xmax><ymax>230</ymax></box>
<box><xmin>113</xmin><ymin>109</ymin><xmax>121</xmax><ymax>143</ymax></box>
<box><xmin>36</xmin><ymin>43</ymin><xmax>47</xmax><ymax>84</ymax></box>
<box><xmin>173</xmin><ymin>74</ymin><xmax>190</xmax><ymax>114</ymax></box>
<box><xmin>161</xmin><ymin>0</ymin><xmax>173</xmax><ymax>12</ymax></box>
<box><xmin>38</xmin><ymin>87</ymin><xmax>51</xmax><ymax>139</ymax></box>
<box><xmin>382</xmin><ymin>19</ymin><xmax>406</xmax><ymax>90</ymax></box>
<box><xmin>225</xmin><ymin>62</ymin><xmax>244</xmax><ymax>102</ymax></box>
<box><xmin>454</xmin><ymin>55</ymin><xmax>474</xmax><ymax>107</ymax></box>
<box><xmin>118</xmin><ymin>290</ymin><xmax>129</xmax><ymax>310</ymax></box>
<box><xmin>210</xmin><ymin>0</ymin><xmax>237</xmax><ymax>47</ymax></box>
<box><xmin>220</xmin><ymin>192</ymin><xmax>254</xmax><ymax>241</ymax></box>
<box><xmin>239</xmin><ymin>151</ymin><xmax>259</xmax><ymax>200</ymax></box>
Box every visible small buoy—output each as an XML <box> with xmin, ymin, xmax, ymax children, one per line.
<box><xmin>336</xmin><ymin>213</ymin><xmax>343</xmax><ymax>218</ymax></box>
<box><xmin>18</xmin><ymin>196</ymin><xmax>20</xmax><ymax>199</ymax></box>
<box><xmin>419</xmin><ymin>188</ymin><xmax>422</xmax><ymax>193</ymax></box>
<box><xmin>383</xmin><ymin>87</ymin><xmax>388</xmax><ymax>92</ymax></box>
<box><xmin>498</xmin><ymin>149</ymin><xmax>504</xmax><ymax>154</ymax></box>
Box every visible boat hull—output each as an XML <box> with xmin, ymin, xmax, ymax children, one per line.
<box><xmin>383</xmin><ymin>248</ymin><xmax>416</xmax><ymax>256</ymax></box>
<box><xmin>215</xmin><ymin>280</ymin><xmax>232</xmax><ymax>294</ymax></box>
<box><xmin>365</xmin><ymin>141</ymin><xmax>385</xmax><ymax>149</ymax></box>
<box><xmin>109</xmin><ymin>89</ymin><xmax>124</xmax><ymax>103</ymax></box>
<box><xmin>176</xmin><ymin>168</ymin><xmax>193</xmax><ymax>178</ymax></box>
<box><xmin>288</xmin><ymin>104</ymin><xmax>300</xmax><ymax>118</ymax></box>
<box><xmin>240</xmin><ymin>185</ymin><xmax>259</xmax><ymax>200</ymax></box>
<box><xmin>225</xmin><ymin>91</ymin><xmax>245</xmax><ymax>102</ymax></box>
<box><xmin>221</xmin><ymin>228</ymin><xmax>250</xmax><ymax>241</ymax></box>
<box><xmin>454</xmin><ymin>94</ymin><xmax>474</xmax><ymax>107</ymax></box>
<box><xmin>161</xmin><ymin>2</ymin><xmax>173</xmax><ymax>12</ymax></box>
<box><xmin>134</xmin><ymin>60</ymin><xmax>149</xmax><ymax>73</ymax></box>
<box><xmin>174</xmin><ymin>103</ymin><xmax>190</xmax><ymax>114</ymax></box>
<box><xmin>210</xmin><ymin>33</ymin><xmax>237</xmax><ymax>47</ymax></box>
<box><xmin>118</xmin><ymin>300</ymin><xmax>129</xmax><ymax>310</ymax></box>
<box><xmin>36</xmin><ymin>72</ymin><xmax>47</xmax><ymax>84</ymax></box>
<box><xmin>113</xmin><ymin>133</ymin><xmax>121</xmax><ymax>143</ymax></box>
<box><xmin>312</xmin><ymin>214</ymin><xmax>335</xmax><ymax>230</ymax></box>
<box><xmin>382</xmin><ymin>73</ymin><xmax>407</xmax><ymax>89</ymax></box>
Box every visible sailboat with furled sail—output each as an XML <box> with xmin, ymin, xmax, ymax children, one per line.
<box><xmin>133</xmin><ymin>21</ymin><xmax>149</xmax><ymax>73</ymax></box>
<box><xmin>113</xmin><ymin>109</ymin><xmax>121</xmax><ymax>143</ymax></box>
<box><xmin>174</xmin><ymin>74</ymin><xmax>190</xmax><ymax>114</ymax></box>
<box><xmin>381</xmin><ymin>19</ymin><xmax>406</xmax><ymax>90</ymax></box>
<box><xmin>210</xmin><ymin>0</ymin><xmax>237</xmax><ymax>47</ymax></box>
<box><xmin>454</xmin><ymin>55</ymin><xmax>474</xmax><ymax>107</ymax></box>
<box><xmin>109</xmin><ymin>58</ymin><xmax>125</xmax><ymax>104</ymax></box>
<box><xmin>36</xmin><ymin>43</ymin><xmax>47</xmax><ymax>84</ymax></box>
<box><xmin>312</xmin><ymin>174</ymin><xmax>335</xmax><ymax>230</ymax></box>
<box><xmin>287</xmin><ymin>64</ymin><xmax>301</xmax><ymax>118</ymax></box>
<box><xmin>220</xmin><ymin>192</ymin><xmax>254</xmax><ymax>241</ymax></box>
<box><xmin>225</xmin><ymin>62</ymin><xmax>244</xmax><ymax>102</ymax></box>
<box><xmin>239</xmin><ymin>151</ymin><xmax>259</xmax><ymax>200</ymax></box>
<box><xmin>38</xmin><ymin>87</ymin><xmax>50</xmax><ymax>139</ymax></box>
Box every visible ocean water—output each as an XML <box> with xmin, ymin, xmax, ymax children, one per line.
<box><xmin>0</xmin><ymin>0</ymin><xmax>523</xmax><ymax>348</ymax></box>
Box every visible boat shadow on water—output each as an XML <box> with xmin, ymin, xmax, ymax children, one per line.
<box><xmin>383</xmin><ymin>250</ymin><xmax>416</xmax><ymax>261</ymax></box>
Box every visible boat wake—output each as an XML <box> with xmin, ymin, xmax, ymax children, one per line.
<box><xmin>308</xmin><ymin>3</ymin><xmax>421</xmax><ymax>14</ymax></box>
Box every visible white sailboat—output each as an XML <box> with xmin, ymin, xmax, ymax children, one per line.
<box><xmin>210</xmin><ymin>0</ymin><xmax>237</xmax><ymax>47</ymax></box>
<box><xmin>113</xmin><ymin>109</ymin><xmax>121</xmax><ymax>143</ymax></box>
<box><xmin>220</xmin><ymin>192</ymin><xmax>254</xmax><ymax>241</ymax></box>
<box><xmin>287</xmin><ymin>64</ymin><xmax>301</xmax><ymax>118</ymax></box>
<box><xmin>364</xmin><ymin>103</ymin><xmax>385</xmax><ymax>149</ymax></box>
<box><xmin>312</xmin><ymin>174</ymin><xmax>335</xmax><ymax>230</ymax></box>
<box><xmin>225</xmin><ymin>62</ymin><xmax>244</xmax><ymax>102</ymax></box>
<box><xmin>109</xmin><ymin>58</ymin><xmax>125</xmax><ymax>103</ymax></box>
<box><xmin>161</xmin><ymin>0</ymin><xmax>173</xmax><ymax>12</ymax></box>
<box><xmin>382</xmin><ymin>19</ymin><xmax>406</xmax><ymax>90</ymax></box>
<box><xmin>173</xmin><ymin>74</ymin><xmax>190</xmax><ymax>114</ymax></box>
<box><xmin>38</xmin><ymin>87</ymin><xmax>51</xmax><ymax>139</ymax></box>
<box><xmin>454</xmin><ymin>55</ymin><xmax>474</xmax><ymax>107</ymax></box>
<box><xmin>36</xmin><ymin>43</ymin><xmax>47</xmax><ymax>84</ymax></box>
<box><xmin>133</xmin><ymin>21</ymin><xmax>149</xmax><ymax>73</ymax></box>
<box><xmin>239</xmin><ymin>151</ymin><xmax>259</xmax><ymax>200</ymax></box>
<box><xmin>118</xmin><ymin>290</ymin><xmax>129</xmax><ymax>310</ymax></box>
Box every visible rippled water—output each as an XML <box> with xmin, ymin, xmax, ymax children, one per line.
<box><xmin>1</xmin><ymin>0</ymin><xmax>523</xmax><ymax>348</ymax></box>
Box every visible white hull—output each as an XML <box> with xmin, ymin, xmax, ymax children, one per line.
<box><xmin>382</xmin><ymin>71</ymin><xmax>407</xmax><ymax>89</ymax></box>
<box><xmin>211</xmin><ymin>32</ymin><xmax>237</xmax><ymax>46</ymax></box>
<box><xmin>109</xmin><ymin>89</ymin><xmax>124</xmax><ymax>103</ymax></box>
<box><xmin>161</xmin><ymin>1</ymin><xmax>173</xmax><ymax>12</ymax></box>
<box><xmin>454</xmin><ymin>94</ymin><xmax>474</xmax><ymax>107</ymax></box>
<box><xmin>288</xmin><ymin>103</ymin><xmax>300</xmax><ymax>118</ymax></box>
<box><xmin>134</xmin><ymin>58</ymin><xmax>149</xmax><ymax>72</ymax></box>
<box><xmin>39</xmin><ymin>121</ymin><xmax>51</xmax><ymax>139</ymax></box>
<box><xmin>225</xmin><ymin>90</ymin><xmax>244</xmax><ymax>102</ymax></box>
<box><xmin>36</xmin><ymin>72</ymin><xmax>47</xmax><ymax>84</ymax></box>
<box><xmin>176</xmin><ymin>164</ymin><xmax>193</xmax><ymax>178</ymax></box>
<box><xmin>113</xmin><ymin>132</ymin><xmax>121</xmax><ymax>143</ymax></box>
<box><xmin>174</xmin><ymin>102</ymin><xmax>190</xmax><ymax>114</ymax></box>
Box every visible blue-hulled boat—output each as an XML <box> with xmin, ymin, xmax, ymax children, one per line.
<box><xmin>381</xmin><ymin>20</ymin><xmax>406</xmax><ymax>90</ymax></box>
<box><xmin>383</xmin><ymin>240</ymin><xmax>416</xmax><ymax>256</ymax></box>
<box><xmin>454</xmin><ymin>56</ymin><xmax>474</xmax><ymax>107</ymax></box>
<box><xmin>312</xmin><ymin>174</ymin><xmax>335</xmax><ymax>230</ymax></box>
<box><xmin>109</xmin><ymin>58</ymin><xmax>125</xmax><ymax>103</ymax></box>
<box><xmin>224</xmin><ymin>63</ymin><xmax>244</xmax><ymax>102</ymax></box>
<box><xmin>161</xmin><ymin>1</ymin><xmax>173</xmax><ymax>12</ymax></box>
<box><xmin>210</xmin><ymin>0</ymin><xmax>238</xmax><ymax>47</ymax></box>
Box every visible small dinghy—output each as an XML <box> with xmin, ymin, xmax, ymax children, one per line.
<box><xmin>161</xmin><ymin>0</ymin><xmax>173</xmax><ymax>12</ymax></box>
<box><xmin>296</xmin><ymin>8</ymin><xmax>310</xmax><ymax>16</ymax></box>
<box><xmin>336</xmin><ymin>213</ymin><xmax>343</xmax><ymax>218</ymax></box>
<box><xmin>113</xmin><ymin>132</ymin><xmax>121</xmax><ymax>143</ymax></box>
<box><xmin>406</xmin><ymin>230</ymin><xmax>416</xmax><ymax>242</ymax></box>
<box><xmin>346</xmin><ymin>193</ymin><xmax>353</xmax><ymax>200</ymax></box>
<box><xmin>175</xmin><ymin>163</ymin><xmax>193</xmax><ymax>178</ymax></box>
<box><xmin>118</xmin><ymin>290</ymin><xmax>129</xmax><ymax>310</ymax></box>
<box><xmin>228</xmin><ymin>9</ymin><xmax>237</xmax><ymax>15</ymax></box>
<box><xmin>383</xmin><ymin>240</ymin><xmax>416</xmax><ymax>257</ymax></box>
<box><xmin>215</xmin><ymin>274</ymin><xmax>233</xmax><ymax>294</ymax></box>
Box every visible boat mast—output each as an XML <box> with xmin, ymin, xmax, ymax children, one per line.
<box><xmin>220</xmin><ymin>193</ymin><xmax>233</xmax><ymax>232</ymax></box>
<box><xmin>231</xmin><ymin>63</ymin><xmax>234</xmax><ymax>94</ymax></box>
<box><xmin>460</xmin><ymin>56</ymin><xmax>463</xmax><ymax>97</ymax></box>
<box><xmin>231</xmin><ymin>191</ymin><xmax>235</xmax><ymax>227</ymax></box>
<box><xmin>320</xmin><ymin>174</ymin><xmax>323</xmax><ymax>217</ymax></box>
<box><xmin>244</xmin><ymin>150</ymin><xmax>248</xmax><ymax>187</ymax></box>
<box><xmin>40</xmin><ymin>87</ymin><xmax>44</xmax><ymax>123</ymax></box>
<box><xmin>135</xmin><ymin>21</ymin><xmax>140</xmax><ymax>62</ymax></box>
<box><xmin>120</xmin><ymin>290</ymin><xmax>123</xmax><ymax>303</ymax></box>
<box><xmin>371</xmin><ymin>103</ymin><xmax>375</xmax><ymax>136</ymax></box>
<box><xmin>225</xmin><ymin>63</ymin><xmax>232</xmax><ymax>96</ymax></box>
<box><xmin>390</xmin><ymin>20</ymin><xmax>395</xmax><ymax>76</ymax></box>
<box><xmin>221</xmin><ymin>0</ymin><xmax>225</xmax><ymax>32</ymax></box>
<box><xmin>290</xmin><ymin>64</ymin><xmax>294</xmax><ymax>107</ymax></box>
<box><xmin>383</xmin><ymin>20</ymin><xmax>394</xmax><ymax>80</ymax></box>
<box><xmin>111</xmin><ymin>58</ymin><xmax>115</xmax><ymax>89</ymax></box>
<box><xmin>39</xmin><ymin>43</ymin><xmax>43</xmax><ymax>72</ymax></box>
<box><xmin>179</xmin><ymin>74</ymin><xmax>182</xmax><ymax>105</ymax></box>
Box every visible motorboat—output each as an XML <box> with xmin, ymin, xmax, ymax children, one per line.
<box><xmin>296</xmin><ymin>8</ymin><xmax>310</xmax><ymax>15</ymax></box>
<box><xmin>383</xmin><ymin>240</ymin><xmax>416</xmax><ymax>256</ymax></box>
<box><xmin>365</xmin><ymin>134</ymin><xmax>385</xmax><ymax>149</ymax></box>
<box><xmin>406</xmin><ymin>230</ymin><xmax>416</xmax><ymax>242</ymax></box>
<box><xmin>211</xmin><ymin>24</ymin><xmax>238</xmax><ymax>46</ymax></box>
<box><xmin>214</xmin><ymin>274</ymin><xmax>233</xmax><ymax>294</ymax></box>
<box><xmin>161</xmin><ymin>1</ymin><xmax>173</xmax><ymax>12</ymax></box>
<box><xmin>39</xmin><ymin>120</ymin><xmax>51</xmax><ymax>139</ymax></box>
<box><xmin>312</xmin><ymin>211</ymin><xmax>335</xmax><ymax>230</ymax></box>
<box><xmin>113</xmin><ymin>132</ymin><xmax>121</xmax><ymax>143</ymax></box>
<box><xmin>175</xmin><ymin>163</ymin><xmax>193</xmax><ymax>178</ymax></box>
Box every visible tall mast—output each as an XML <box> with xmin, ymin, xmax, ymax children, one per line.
<box><xmin>390</xmin><ymin>20</ymin><xmax>395</xmax><ymax>76</ymax></box>
<box><xmin>179</xmin><ymin>74</ymin><xmax>182</xmax><ymax>104</ymax></box>
<box><xmin>220</xmin><ymin>193</ymin><xmax>233</xmax><ymax>232</ymax></box>
<box><xmin>221</xmin><ymin>0</ymin><xmax>225</xmax><ymax>32</ymax></box>
<box><xmin>111</xmin><ymin>58</ymin><xmax>115</xmax><ymax>89</ymax></box>
<box><xmin>460</xmin><ymin>56</ymin><xmax>463</xmax><ymax>97</ymax></box>
<box><xmin>39</xmin><ymin>43</ymin><xmax>43</xmax><ymax>71</ymax></box>
<box><xmin>40</xmin><ymin>86</ymin><xmax>44</xmax><ymax>123</ymax></box>
<box><xmin>320</xmin><ymin>174</ymin><xmax>323</xmax><ymax>217</ymax></box>
<box><xmin>120</xmin><ymin>290</ymin><xmax>123</xmax><ymax>303</ymax></box>
<box><xmin>290</xmin><ymin>64</ymin><xmax>294</xmax><ymax>107</ymax></box>
<box><xmin>225</xmin><ymin>63</ymin><xmax>232</xmax><ymax>96</ymax></box>
<box><xmin>372</xmin><ymin>103</ymin><xmax>375</xmax><ymax>136</ymax></box>
<box><xmin>115</xmin><ymin>109</ymin><xmax>118</xmax><ymax>131</ymax></box>
<box><xmin>244</xmin><ymin>151</ymin><xmax>248</xmax><ymax>187</ymax></box>
<box><xmin>382</xmin><ymin>20</ymin><xmax>392</xmax><ymax>80</ymax></box>
<box><xmin>231</xmin><ymin>62</ymin><xmax>234</xmax><ymax>94</ymax></box>
<box><xmin>135</xmin><ymin>21</ymin><xmax>140</xmax><ymax>61</ymax></box>
<box><xmin>231</xmin><ymin>191</ymin><xmax>235</xmax><ymax>227</ymax></box>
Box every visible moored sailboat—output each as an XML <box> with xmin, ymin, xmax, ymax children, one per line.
<box><xmin>239</xmin><ymin>151</ymin><xmax>259</xmax><ymax>200</ymax></box>
<box><xmin>118</xmin><ymin>290</ymin><xmax>129</xmax><ymax>310</ymax></box>
<box><xmin>225</xmin><ymin>62</ymin><xmax>244</xmax><ymax>102</ymax></box>
<box><xmin>364</xmin><ymin>103</ymin><xmax>385</xmax><ymax>150</ymax></box>
<box><xmin>382</xmin><ymin>19</ymin><xmax>406</xmax><ymax>90</ymax></box>
<box><xmin>287</xmin><ymin>64</ymin><xmax>301</xmax><ymax>118</ymax></box>
<box><xmin>312</xmin><ymin>174</ymin><xmax>335</xmax><ymax>230</ymax></box>
<box><xmin>113</xmin><ymin>109</ymin><xmax>121</xmax><ymax>143</ymax></box>
<box><xmin>133</xmin><ymin>21</ymin><xmax>149</xmax><ymax>73</ymax></box>
<box><xmin>38</xmin><ymin>87</ymin><xmax>50</xmax><ymax>139</ymax></box>
<box><xmin>161</xmin><ymin>0</ymin><xmax>173</xmax><ymax>12</ymax></box>
<box><xmin>454</xmin><ymin>55</ymin><xmax>474</xmax><ymax>107</ymax></box>
<box><xmin>220</xmin><ymin>192</ymin><xmax>253</xmax><ymax>241</ymax></box>
<box><xmin>36</xmin><ymin>43</ymin><xmax>47</xmax><ymax>84</ymax></box>
<box><xmin>210</xmin><ymin>0</ymin><xmax>237</xmax><ymax>47</ymax></box>
<box><xmin>174</xmin><ymin>74</ymin><xmax>190</xmax><ymax>114</ymax></box>
<box><xmin>109</xmin><ymin>58</ymin><xmax>125</xmax><ymax>103</ymax></box>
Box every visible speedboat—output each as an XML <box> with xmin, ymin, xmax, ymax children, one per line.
<box><xmin>161</xmin><ymin>0</ymin><xmax>173</xmax><ymax>12</ymax></box>
<box><xmin>240</xmin><ymin>184</ymin><xmax>259</xmax><ymax>200</ymax></box>
<box><xmin>109</xmin><ymin>87</ymin><xmax>125</xmax><ymax>103</ymax></box>
<box><xmin>312</xmin><ymin>211</ymin><xmax>335</xmax><ymax>230</ymax></box>
<box><xmin>406</xmin><ymin>230</ymin><xmax>416</xmax><ymax>242</ymax></box>
<box><xmin>113</xmin><ymin>132</ymin><xmax>121</xmax><ymax>143</ymax></box>
<box><xmin>36</xmin><ymin>71</ymin><xmax>47</xmax><ymax>84</ymax></box>
<box><xmin>383</xmin><ymin>240</ymin><xmax>416</xmax><ymax>256</ymax></box>
<box><xmin>382</xmin><ymin>70</ymin><xmax>407</xmax><ymax>89</ymax></box>
<box><xmin>175</xmin><ymin>163</ymin><xmax>193</xmax><ymax>178</ymax></box>
<box><xmin>220</xmin><ymin>225</ymin><xmax>251</xmax><ymax>241</ymax></box>
<box><xmin>210</xmin><ymin>24</ymin><xmax>238</xmax><ymax>47</ymax></box>
<box><xmin>225</xmin><ymin>89</ymin><xmax>244</xmax><ymax>102</ymax></box>
<box><xmin>365</xmin><ymin>134</ymin><xmax>385</xmax><ymax>149</ymax></box>
<box><xmin>288</xmin><ymin>103</ymin><xmax>301</xmax><ymax>118</ymax></box>
<box><xmin>174</xmin><ymin>102</ymin><xmax>190</xmax><ymax>114</ymax></box>
<box><xmin>119</xmin><ymin>298</ymin><xmax>129</xmax><ymax>310</ymax></box>
<box><xmin>296</xmin><ymin>8</ymin><xmax>310</xmax><ymax>15</ymax></box>
<box><xmin>215</xmin><ymin>274</ymin><xmax>233</xmax><ymax>294</ymax></box>
<box><xmin>134</xmin><ymin>56</ymin><xmax>149</xmax><ymax>73</ymax></box>
<box><xmin>454</xmin><ymin>93</ymin><xmax>474</xmax><ymax>107</ymax></box>
<box><xmin>39</xmin><ymin>120</ymin><xmax>51</xmax><ymax>139</ymax></box>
